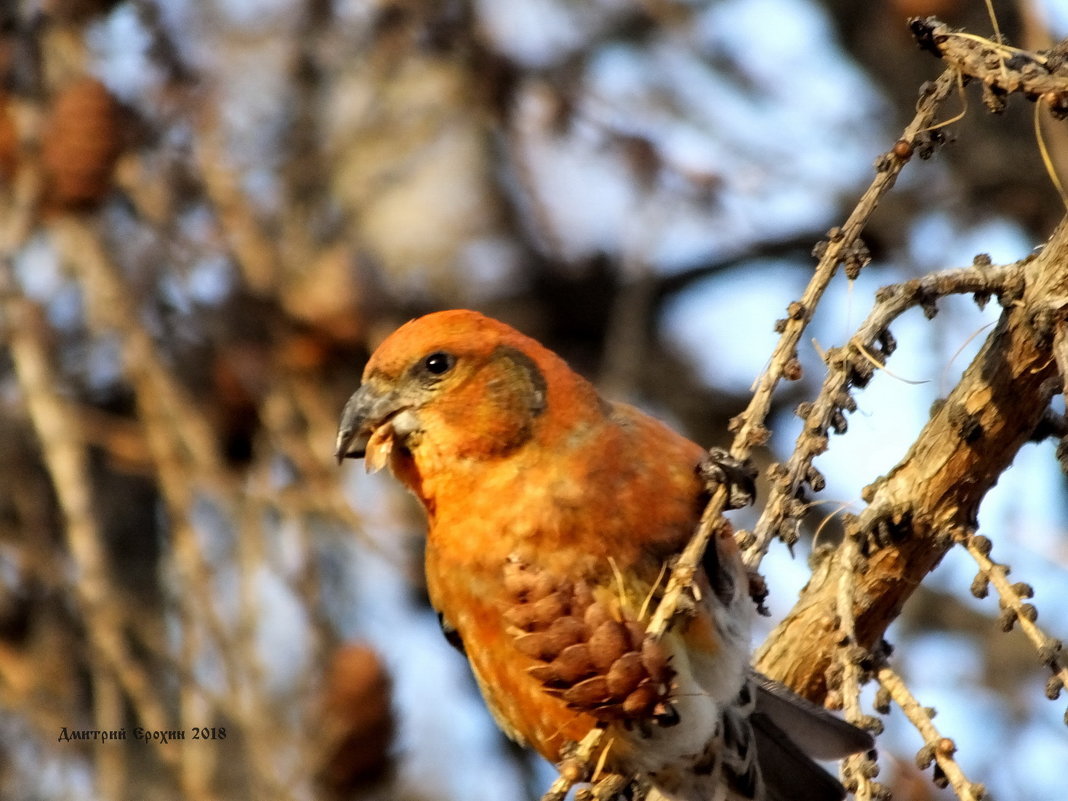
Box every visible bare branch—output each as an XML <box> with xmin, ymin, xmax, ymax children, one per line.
<box><xmin>961</xmin><ymin>531</ymin><xmax>1068</xmax><ymax>721</ymax></box>
<box><xmin>747</xmin><ymin>258</ymin><xmax>1024</xmax><ymax>562</ymax></box>
<box><xmin>834</xmin><ymin>525</ymin><xmax>886</xmax><ymax>801</ymax></box>
<box><xmin>756</xmin><ymin>216</ymin><xmax>1068</xmax><ymax>700</ymax></box>
<box><xmin>875</xmin><ymin>666</ymin><xmax>987</xmax><ymax>801</ymax></box>
<box><xmin>738</xmin><ymin>68</ymin><xmax>962</xmax><ymax>564</ymax></box>
<box><xmin>909</xmin><ymin>17</ymin><xmax>1068</xmax><ymax>117</ymax></box>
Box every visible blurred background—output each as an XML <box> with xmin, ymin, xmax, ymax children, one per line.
<box><xmin>0</xmin><ymin>1</ymin><xmax>1067</xmax><ymax>800</ymax></box>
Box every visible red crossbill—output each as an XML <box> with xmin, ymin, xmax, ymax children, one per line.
<box><xmin>336</xmin><ymin>310</ymin><xmax>871</xmax><ymax>801</ymax></box>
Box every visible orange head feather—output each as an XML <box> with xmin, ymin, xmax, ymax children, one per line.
<box><xmin>335</xmin><ymin>310</ymin><xmax>601</xmax><ymax>489</ymax></box>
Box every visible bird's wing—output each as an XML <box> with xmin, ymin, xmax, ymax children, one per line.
<box><xmin>749</xmin><ymin>710</ymin><xmax>848</xmax><ymax>801</ymax></box>
<box><xmin>752</xmin><ymin>671</ymin><xmax>875</xmax><ymax>760</ymax></box>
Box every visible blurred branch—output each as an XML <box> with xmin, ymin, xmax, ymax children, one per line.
<box><xmin>49</xmin><ymin>213</ymin><xmax>329</xmax><ymax>799</ymax></box>
<box><xmin>0</xmin><ymin>142</ymin><xmax>190</xmax><ymax>797</ymax></box>
<box><xmin>93</xmin><ymin>670</ymin><xmax>126</xmax><ymax>801</ymax></box>
<box><xmin>50</xmin><ymin>218</ymin><xmax>225</xmax><ymax>476</ymax></box>
<box><xmin>49</xmin><ymin>217</ymin><xmax>234</xmax><ymax>798</ymax></box>
<box><xmin>599</xmin><ymin>260</ymin><xmax>655</xmax><ymax>399</ymax></box>
<box><xmin>133</xmin><ymin>0</ymin><xmax>197</xmax><ymax>87</ymax></box>
<box><xmin>0</xmin><ymin>272</ymin><xmax>184</xmax><ymax>789</ymax></box>
<box><xmin>650</xmin><ymin>233</ymin><xmax>819</xmax><ymax>307</ymax></box>
<box><xmin>195</xmin><ymin>132</ymin><xmax>280</xmax><ymax>295</ymax></box>
<box><xmin>262</xmin><ymin>375</ymin><xmax>367</xmax><ymax>534</ymax></box>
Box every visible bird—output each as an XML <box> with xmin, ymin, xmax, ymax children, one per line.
<box><xmin>335</xmin><ymin>309</ymin><xmax>873</xmax><ymax>801</ymax></box>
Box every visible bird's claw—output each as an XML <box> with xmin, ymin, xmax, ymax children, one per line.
<box><xmin>698</xmin><ymin>448</ymin><xmax>757</xmax><ymax>510</ymax></box>
<box><xmin>746</xmin><ymin>570</ymin><xmax>770</xmax><ymax>616</ymax></box>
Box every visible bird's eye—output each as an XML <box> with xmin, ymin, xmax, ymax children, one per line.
<box><xmin>423</xmin><ymin>351</ymin><xmax>454</xmax><ymax>376</ymax></box>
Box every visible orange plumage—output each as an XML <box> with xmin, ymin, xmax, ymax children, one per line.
<box><xmin>336</xmin><ymin>310</ymin><xmax>870</xmax><ymax>801</ymax></box>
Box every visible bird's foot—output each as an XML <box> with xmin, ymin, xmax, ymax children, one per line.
<box><xmin>698</xmin><ymin>448</ymin><xmax>757</xmax><ymax>510</ymax></box>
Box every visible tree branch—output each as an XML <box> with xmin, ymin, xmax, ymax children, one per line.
<box><xmin>961</xmin><ymin>530</ymin><xmax>1068</xmax><ymax>720</ymax></box>
<box><xmin>755</xmin><ymin>216</ymin><xmax>1068</xmax><ymax>700</ymax></box>
<box><xmin>834</xmin><ymin>525</ymin><xmax>886</xmax><ymax>801</ymax></box>
<box><xmin>874</xmin><ymin>666</ymin><xmax>987</xmax><ymax>801</ymax></box>
<box><xmin>747</xmin><ymin>258</ymin><xmax>1022</xmax><ymax>560</ymax></box>
<box><xmin>908</xmin><ymin>16</ymin><xmax>1068</xmax><ymax>117</ymax></box>
<box><xmin>738</xmin><ymin>67</ymin><xmax>962</xmax><ymax>564</ymax></box>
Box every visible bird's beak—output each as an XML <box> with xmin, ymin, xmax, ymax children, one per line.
<box><xmin>335</xmin><ymin>381</ymin><xmax>405</xmax><ymax>469</ymax></box>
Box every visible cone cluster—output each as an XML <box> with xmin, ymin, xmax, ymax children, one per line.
<box><xmin>318</xmin><ymin>643</ymin><xmax>394</xmax><ymax>796</ymax></box>
<box><xmin>502</xmin><ymin>557</ymin><xmax>677</xmax><ymax>726</ymax></box>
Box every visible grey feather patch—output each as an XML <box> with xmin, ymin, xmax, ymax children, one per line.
<box><xmin>750</xmin><ymin>712</ymin><xmax>848</xmax><ymax>801</ymax></box>
<box><xmin>492</xmin><ymin>345</ymin><xmax>548</xmax><ymax>418</ymax></box>
<box><xmin>753</xmin><ymin>671</ymin><xmax>874</xmax><ymax>760</ymax></box>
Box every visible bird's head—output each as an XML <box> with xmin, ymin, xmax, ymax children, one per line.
<box><xmin>335</xmin><ymin>310</ymin><xmax>593</xmax><ymax>477</ymax></box>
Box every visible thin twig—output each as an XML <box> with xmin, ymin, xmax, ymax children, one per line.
<box><xmin>833</xmin><ymin>523</ymin><xmax>883</xmax><ymax>801</ymax></box>
<box><xmin>875</xmin><ymin>666</ymin><xmax>987</xmax><ymax>801</ymax></box>
<box><xmin>747</xmin><ymin>258</ymin><xmax>1024</xmax><ymax>562</ymax></box>
<box><xmin>960</xmin><ymin>531</ymin><xmax>1068</xmax><ymax>718</ymax></box>
<box><xmin>737</xmin><ymin>67</ymin><xmax>966</xmax><ymax>566</ymax></box>
<box><xmin>909</xmin><ymin>17</ymin><xmax>1068</xmax><ymax>117</ymax></box>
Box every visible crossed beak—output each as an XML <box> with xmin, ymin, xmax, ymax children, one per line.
<box><xmin>335</xmin><ymin>381</ymin><xmax>407</xmax><ymax>472</ymax></box>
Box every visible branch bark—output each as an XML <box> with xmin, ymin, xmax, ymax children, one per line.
<box><xmin>755</xmin><ymin>217</ymin><xmax>1068</xmax><ymax>699</ymax></box>
<box><xmin>908</xmin><ymin>16</ymin><xmax>1068</xmax><ymax>117</ymax></box>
